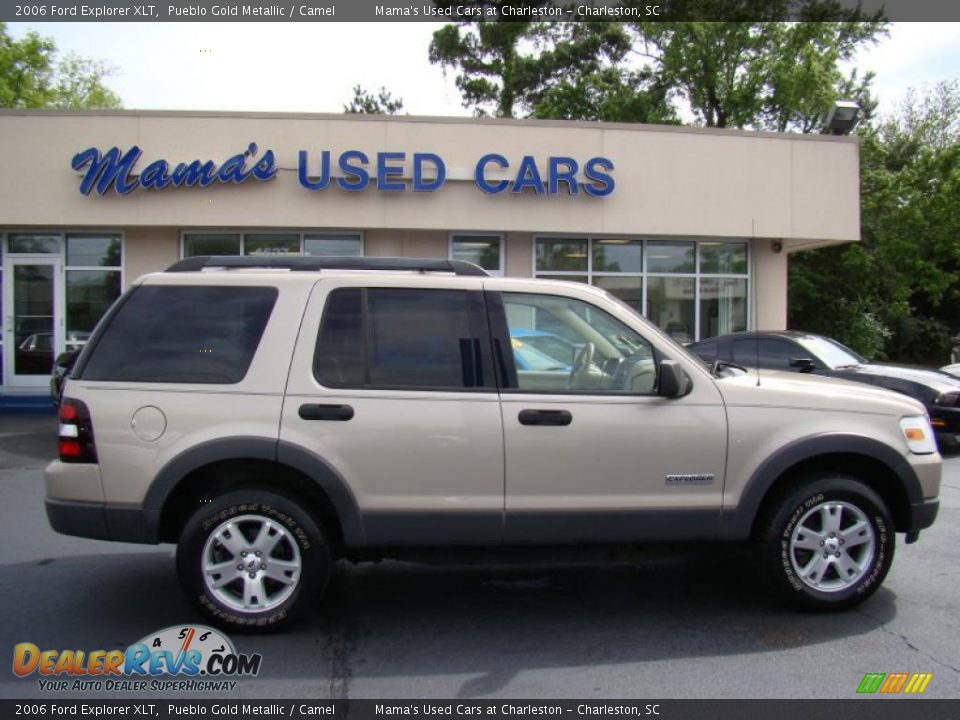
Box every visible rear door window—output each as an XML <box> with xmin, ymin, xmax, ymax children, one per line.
<box><xmin>314</xmin><ymin>287</ymin><xmax>492</xmax><ymax>391</ymax></box>
<box><xmin>80</xmin><ymin>285</ymin><xmax>277</xmax><ymax>383</ymax></box>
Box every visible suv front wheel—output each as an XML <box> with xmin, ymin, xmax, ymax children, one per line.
<box><xmin>757</xmin><ymin>475</ymin><xmax>895</xmax><ymax>611</ymax></box>
<box><xmin>176</xmin><ymin>489</ymin><xmax>331</xmax><ymax>632</ymax></box>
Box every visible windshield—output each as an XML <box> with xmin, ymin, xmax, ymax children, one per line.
<box><xmin>797</xmin><ymin>336</ymin><xmax>864</xmax><ymax>369</ymax></box>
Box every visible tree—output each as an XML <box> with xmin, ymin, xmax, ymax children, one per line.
<box><xmin>429</xmin><ymin>15</ymin><xmax>675</xmax><ymax>122</ymax></box>
<box><xmin>0</xmin><ymin>23</ymin><xmax>121</xmax><ymax>109</ymax></box>
<box><xmin>430</xmin><ymin>8</ymin><xmax>884</xmax><ymax>130</ymax></box>
<box><xmin>629</xmin><ymin>19</ymin><xmax>886</xmax><ymax>131</ymax></box>
<box><xmin>789</xmin><ymin>80</ymin><xmax>960</xmax><ymax>363</ymax></box>
<box><xmin>343</xmin><ymin>84</ymin><xmax>404</xmax><ymax>115</ymax></box>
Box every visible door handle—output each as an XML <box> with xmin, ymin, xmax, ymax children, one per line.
<box><xmin>518</xmin><ymin>409</ymin><xmax>572</xmax><ymax>426</ymax></box>
<box><xmin>298</xmin><ymin>404</ymin><xmax>354</xmax><ymax>421</ymax></box>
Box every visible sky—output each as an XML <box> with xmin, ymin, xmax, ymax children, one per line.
<box><xmin>6</xmin><ymin>21</ymin><xmax>960</xmax><ymax>119</ymax></box>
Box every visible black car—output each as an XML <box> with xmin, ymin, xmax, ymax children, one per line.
<box><xmin>50</xmin><ymin>350</ymin><xmax>79</xmax><ymax>407</ymax></box>
<box><xmin>687</xmin><ymin>330</ymin><xmax>960</xmax><ymax>449</ymax></box>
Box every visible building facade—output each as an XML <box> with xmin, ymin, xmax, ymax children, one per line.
<box><xmin>0</xmin><ymin>110</ymin><xmax>859</xmax><ymax>401</ymax></box>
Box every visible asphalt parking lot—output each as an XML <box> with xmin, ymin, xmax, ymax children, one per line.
<box><xmin>0</xmin><ymin>412</ymin><xmax>957</xmax><ymax>700</ymax></box>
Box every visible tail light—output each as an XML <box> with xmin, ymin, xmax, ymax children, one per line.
<box><xmin>59</xmin><ymin>398</ymin><xmax>97</xmax><ymax>463</ymax></box>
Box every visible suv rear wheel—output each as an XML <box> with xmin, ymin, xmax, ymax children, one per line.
<box><xmin>176</xmin><ymin>489</ymin><xmax>331</xmax><ymax>632</ymax></box>
<box><xmin>757</xmin><ymin>475</ymin><xmax>894</xmax><ymax>611</ymax></box>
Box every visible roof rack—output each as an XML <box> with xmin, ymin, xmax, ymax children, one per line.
<box><xmin>165</xmin><ymin>255</ymin><xmax>489</xmax><ymax>277</ymax></box>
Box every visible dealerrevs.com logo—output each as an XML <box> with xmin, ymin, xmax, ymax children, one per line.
<box><xmin>13</xmin><ymin>625</ymin><xmax>262</xmax><ymax>693</ymax></box>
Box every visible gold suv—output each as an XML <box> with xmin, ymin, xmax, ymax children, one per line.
<box><xmin>45</xmin><ymin>256</ymin><xmax>941</xmax><ymax>631</ymax></box>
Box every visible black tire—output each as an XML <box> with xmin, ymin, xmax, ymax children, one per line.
<box><xmin>756</xmin><ymin>475</ymin><xmax>895</xmax><ymax>612</ymax></box>
<box><xmin>176</xmin><ymin>489</ymin><xmax>331</xmax><ymax>632</ymax></box>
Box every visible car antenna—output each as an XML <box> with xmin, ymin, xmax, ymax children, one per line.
<box><xmin>753</xmin><ymin>218</ymin><xmax>761</xmax><ymax>387</ymax></box>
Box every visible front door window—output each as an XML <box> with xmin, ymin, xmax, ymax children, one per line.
<box><xmin>503</xmin><ymin>292</ymin><xmax>657</xmax><ymax>394</ymax></box>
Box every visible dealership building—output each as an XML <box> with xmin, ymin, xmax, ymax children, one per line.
<box><xmin>0</xmin><ymin>109</ymin><xmax>859</xmax><ymax>404</ymax></box>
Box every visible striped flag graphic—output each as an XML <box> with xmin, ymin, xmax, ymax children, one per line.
<box><xmin>857</xmin><ymin>672</ymin><xmax>932</xmax><ymax>694</ymax></box>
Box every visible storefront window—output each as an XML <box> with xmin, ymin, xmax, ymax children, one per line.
<box><xmin>536</xmin><ymin>238</ymin><xmax>588</xmax><ymax>272</ymax></box>
<box><xmin>184</xmin><ymin>233</ymin><xmax>241</xmax><ymax>257</ymax></box>
<box><xmin>450</xmin><ymin>234</ymin><xmax>502</xmax><ymax>273</ymax></box>
<box><xmin>593</xmin><ymin>275</ymin><xmax>643</xmax><ymax>311</ymax></box>
<box><xmin>66</xmin><ymin>234</ymin><xmax>121</xmax><ymax>267</ymax></box>
<box><xmin>183</xmin><ymin>231</ymin><xmax>364</xmax><ymax>258</ymax></box>
<box><xmin>700</xmin><ymin>242</ymin><xmax>748</xmax><ymax>274</ymax></box>
<box><xmin>700</xmin><ymin>278</ymin><xmax>748</xmax><ymax>338</ymax></box>
<box><xmin>534</xmin><ymin>236</ymin><xmax>749</xmax><ymax>341</ymax></box>
<box><xmin>65</xmin><ymin>234</ymin><xmax>122</xmax><ymax>351</ymax></box>
<box><xmin>592</xmin><ymin>239</ymin><xmax>643</xmax><ymax>273</ymax></box>
<box><xmin>244</xmin><ymin>233</ymin><xmax>300</xmax><ymax>255</ymax></box>
<box><xmin>8</xmin><ymin>234</ymin><xmax>60</xmax><ymax>254</ymax></box>
<box><xmin>304</xmin><ymin>234</ymin><xmax>362</xmax><ymax>257</ymax></box>
<box><xmin>536</xmin><ymin>274</ymin><xmax>589</xmax><ymax>285</ymax></box>
<box><xmin>66</xmin><ymin>270</ymin><xmax>122</xmax><ymax>349</ymax></box>
<box><xmin>647</xmin><ymin>241</ymin><xmax>695</xmax><ymax>273</ymax></box>
<box><xmin>648</xmin><ymin>276</ymin><xmax>696</xmax><ymax>344</ymax></box>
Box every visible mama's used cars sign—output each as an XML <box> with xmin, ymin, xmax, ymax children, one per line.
<box><xmin>71</xmin><ymin>144</ymin><xmax>615</xmax><ymax>198</ymax></box>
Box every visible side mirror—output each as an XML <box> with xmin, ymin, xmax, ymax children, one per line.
<box><xmin>789</xmin><ymin>357</ymin><xmax>816</xmax><ymax>373</ymax></box>
<box><xmin>658</xmin><ymin>360</ymin><xmax>690</xmax><ymax>398</ymax></box>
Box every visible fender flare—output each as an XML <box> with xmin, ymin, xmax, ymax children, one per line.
<box><xmin>719</xmin><ymin>433</ymin><xmax>921</xmax><ymax>540</ymax></box>
<box><xmin>144</xmin><ymin>436</ymin><xmax>365</xmax><ymax>545</ymax></box>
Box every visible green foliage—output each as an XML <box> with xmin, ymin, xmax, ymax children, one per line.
<box><xmin>789</xmin><ymin>80</ymin><xmax>960</xmax><ymax>364</ymax></box>
<box><xmin>343</xmin><ymin>84</ymin><xmax>404</xmax><ymax>115</ymax></box>
<box><xmin>0</xmin><ymin>23</ymin><xmax>121</xmax><ymax>109</ymax></box>
<box><xmin>631</xmin><ymin>19</ymin><xmax>886</xmax><ymax>130</ymax></box>
<box><xmin>429</xmin><ymin>15</ymin><xmax>674</xmax><ymax>122</ymax></box>
<box><xmin>428</xmin><ymin>5</ymin><xmax>885</xmax><ymax>128</ymax></box>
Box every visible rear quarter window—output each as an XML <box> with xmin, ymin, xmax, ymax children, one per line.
<box><xmin>80</xmin><ymin>285</ymin><xmax>278</xmax><ymax>383</ymax></box>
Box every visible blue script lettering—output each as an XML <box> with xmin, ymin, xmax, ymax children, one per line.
<box><xmin>71</xmin><ymin>143</ymin><xmax>277</xmax><ymax>196</ymax></box>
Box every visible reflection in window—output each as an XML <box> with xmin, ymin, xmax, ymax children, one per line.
<box><xmin>183</xmin><ymin>231</ymin><xmax>365</xmax><ymax>259</ymax></box>
<box><xmin>66</xmin><ymin>234</ymin><xmax>121</xmax><ymax>267</ymax></box>
<box><xmin>8</xmin><ymin>234</ymin><xmax>60</xmax><ymax>254</ymax></box>
<box><xmin>536</xmin><ymin>238</ymin><xmax>588</xmax><ymax>272</ymax></box>
<box><xmin>593</xmin><ymin>276</ymin><xmax>643</xmax><ymax>313</ymax></box>
<box><xmin>536</xmin><ymin>274</ymin><xmax>589</xmax><ymax>285</ymax></box>
<box><xmin>699</xmin><ymin>278</ymin><xmax>747</xmax><ymax>338</ymax></box>
<box><xmin>647</xmin><ymin>277</ymin><xmax>695</xmax><ymax>344</ymax></box>
<box><xmin>184</xmin><ymin>233</ymin><xmax>241</xmax><ymax>257</ymax></box>
<box><xmin>13</xmin><ymin>264</ymin><xmax>55</xmax><ymax>375</ymax></box>
<box><xmin>534</xmin><ymin>236</ymin><xmax>749</xmax><ymax>342</ymax></box>
<box><xmin>66</xmin><ymin>270</ymin><xmax>122</xmax><ymax>348</ymax></box>
<box><xmin>592</xmin><ymin>239</ymin><xmax>642</xmax><ymax>272</ymax></box>
<box><xmin>244</xmin><ymin>233</ymin><xmax>300</xmax><ymax>255</ymax></box>
<box><xmin>646</xmin><ymin>241</ymin><xmax>695</xmax><ymax>273</ymax></box>
<box><xmin>304</xmin><ymin>234</ymin><xmax>362</xmax><ymax>257</ymax></box>
<box><xmin>700</xmin><ymin>242</ymin><xmax>748</xmax><ymax>274</ymax></box>
<box><xmin>451</xmin><ymin>234</ymin><xmax>502</xmax><ymax>273</ymax></box>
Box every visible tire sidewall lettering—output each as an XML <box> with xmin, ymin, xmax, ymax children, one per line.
<box><xmin>773</xmin><ymin>485</ymin><xmax>891</xmax><ymax>603</ymax></box>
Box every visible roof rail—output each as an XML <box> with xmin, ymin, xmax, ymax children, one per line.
<box><xmin>165</xmin><ymin>255</ymin><xmax>489</xmax><ymax>277</ymax></box>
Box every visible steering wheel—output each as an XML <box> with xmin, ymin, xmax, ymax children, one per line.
<box><xmin>569</xmin><ymin>342</ymin><xmax>595</xmax><ymax>390</ymax></box>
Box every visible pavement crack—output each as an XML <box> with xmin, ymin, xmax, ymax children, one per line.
<box><xmin>856</xmin><ymin>607</ymin><xmax>960</xmax><ymax>675</ymax></box>
<box><xmin>326</xmin><ymin>619</ymin><xmax>358</xmax><ymax>700</ymax></box>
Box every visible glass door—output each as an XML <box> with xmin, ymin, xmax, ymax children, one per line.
<box><xmin>4</xmin><ymin>257</ymin><xmax>62</xmax><ymax>388</ymax></box>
